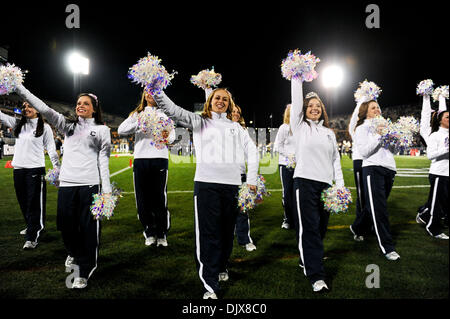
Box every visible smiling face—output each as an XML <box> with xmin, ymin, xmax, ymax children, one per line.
<box><xmin>366</xmin><ymin>101</ymin><xmax>381</xmax><ymax>119</ymax></box>
<box><xmin>210</xmin><ymin>89</ymin><xmax>230</xmax><ymax>114</ymax></box>
<box><xmin>441</xmin><ymin>111</ymin><xmax>449</xmax><ymax>129</ymax></box>
<box><xmin>232</xmin><ymin>106</ymin><xmax>241</xmax><ymax>122</ymax></box>
<box><xmin>76</xmin><ymin>95</ymin><xmax>95</xmax><ymax>118</ymax></box>
<box><xmin>22</xmin><ymin>102</ymin><xmax>38</xmax><ymax>119</ymax></box>
<box><xmin>305</xmin><ymin>98</ymin><xmax>322</xmax><ymax>121</ymax></box>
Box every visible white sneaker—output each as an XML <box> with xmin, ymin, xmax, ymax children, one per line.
<box><xmin>219</xmin><ymin>272</ymin><xmax>229</xmax><ymax>282</ymax></box>
<box><xmin>245</xmin><ymin>243</ymin><xmax>257</xmax><ymax>251</ymax></box>
<box><xmin>157</xmin><ymin>238</ymin><xmax>168</xmax><ymax>247</ymax></box>
<box><xmin>145</xmin><ymin>236</ymin><xmax>156</xmax><ymax>246</ymax></box>
<box><xmin>385</xmin><ymin>251</ymin><xmax>401</xmax><ymax>261</ymax></box>
<box><xmin>349</xmin><ymin>225</ymin><xmax>364</xmax><ymax>242</ymax></box>
<box><xmin>20</xmin><ymin>228</ymin><xmax>27</xmax><ymax>235</ymax></box>
<box><xmin>281</xmin><ymin>221</ymin><xmax>290</xmax><ymax>229</ymax></box>
<box><xmin>203</xmin><ymin>292</ymin><xmax>218</xmax><ymax>299</ymax></box>
<box><xmin>23</xmin><ymin>241</ymin><xmax>37</xmax><ymax>250</ymax></box>
<box><xmin>312</xmin><ymin>280</ymin><xmax>329</xmax><ymax>292</ymax></box>
<box><xmin>434</xmin><ymin>233</ymin><xmax>449</xmax><ymax>240</ymax></box>
<box><xmin>416</xmin><ymin>213</ymin><xmax>426</xmax><ymax>225</ymax></box>
<box><xmin>72</xmin><ymin>277</ymin><xmax>88</xmax><ymax>289</ymax></box>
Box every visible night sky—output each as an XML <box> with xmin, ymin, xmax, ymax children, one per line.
<box><xmin>1</xmin><ymin>1</ymin><xmax>448</xmax><ymax>128</ymax></box>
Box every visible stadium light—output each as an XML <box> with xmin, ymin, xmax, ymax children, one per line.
<box><xmin>322</xmin><ymin>65</ymin><xmax>344</xmax><ymax>88</ymax></box>
<box><xmin>67</xmin><ymin>51</ymin><xmax>89</xmax><ymax>75</ymax></box>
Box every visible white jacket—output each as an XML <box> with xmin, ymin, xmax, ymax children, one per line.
<box><xmin>0</xmin><ymin>112</ymin><xmax>59</xmax><ymax>169</ymax></box>
<box><xmin>117</xmin><ymin>106</ymin><xmax>176</xmax><ymax>159</ymax></box>
<box><xmin>16</xmin><ymin>84</ymin><xmax>112</xmax><ymax>193</ymax></box>
<box><xmin>273</xmin><ymin>123</ymin><xmax>296</xmax><ymax>166</ymax></box>
<box><xmin>290</xmin><ymin>78</ymin><xmax>344</xmax><ymax>187</ymax></box>
<box><xmin>427</xmin><ymin>127</ymin><xmax>449</xmax><ymax>177</ymax></box>
<box><xmin>153</xmin><ymin>91</ymin><xmax>259</xmax><ymax>186</ymax></box>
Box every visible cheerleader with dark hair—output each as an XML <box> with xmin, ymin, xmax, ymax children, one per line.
<box><xmin>15</xmin><ymin>84</ymin><xmax>112</xmax><ymax>289</ymax></box>
<box><xmin>417</xmin><ymin>92</ymin><xmax>449</xmax><ymax>239</ymax></box>
<box><xmin>0</xmin><ymin>101</ymin><xmax>59</xmax><ymax>249</ymax></box>
<box><xmin>118</xmin><ymin>90</ymin><xmax>175</xmax><ymax>247</ymax></box>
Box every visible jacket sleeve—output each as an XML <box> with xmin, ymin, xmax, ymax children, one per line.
<box><xmin>16</xmin><ymin>84</ymin><xmax>68</xmax><ymax>134</ymax></box>
<box><xmin>153</xmin><ymin>91</ymin><xmax>201</xmax><ymax>130</ymax></box>
<box><xmin>330</xmin><ymin>132</ymin><xmax>344</xmax><ymax>187</ymax></box>
<box><xmin>98</xmin><ymin>126</ymin><xmax>112</xmax><ymax>193</ymax></box>
<box><xmin>438</xmin><ymin>95</ymin><xmax>447</xmax><ymax>112</ymax></box>
<box><xmin>205</xmin><ymin>87</ymin><xmax>213</xmax><ymax>101</ymax></box>
<box><xmin>242</xmin><ymin>128</ymin><xmax>259</xmax><ymax>186</ymax></box>
<box><xmin>0</xmin><ymin>110</ymin><xmax>18</xmax><ymax>129</ymax></box>
<box><xmin>289</xmin><ymin>78</ymin><xmax>304</xmax><ymax>135</ymax></box>
<box><xmin>348</xmin><ymin>101</ymin><xmax>363</xmax><ymax>139</ymax></box>
<box><xmin>426</xmin><ymin>134</ymin><xmax>449</xmax><ymax>161</ymax></box>
<box><xmin>354</xmin><ymin>124</ymin><xmax>382</xmax><ymax>159</ymax></box>
<box><xmin>43</xmin><ymin>124</ymin><xmax>60</xmax><ymax>168</ymax></box>
<box><xmin>420</xmin><ymin>95</ymin><xmax>432</xmax><ymax>144</ymax></box>
<box><xmin>117</xmin><ymin>113</ymin><xmax>138</xmax><ymax>136</ymax></box>
<box><xmin>273</xmin><ymin>125</ymin><xmax>288</xmax><ymax>157</ymax></box>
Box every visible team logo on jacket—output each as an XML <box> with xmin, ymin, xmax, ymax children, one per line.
<box><xmin>90</xmin><ymin>131</ymin><xmax>96</xmax><ymax>137</ymax></box>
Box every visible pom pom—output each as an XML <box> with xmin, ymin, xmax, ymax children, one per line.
<box><xmin>285</xmin><ymin>154</ymin><xmax>296</xmax><ymax>169</ymax></box>
<box><xmin>416</xmin><ymin>79</ymin><xmax>434</xmax><ymax>96</ymax></box>
<box><xmin>45</xmin><ymin>167</ymin><xmax>60</xmax><ymax>186</ymax></box>
<box><xmin>90</xmin><ymin>182</ymin><xmax>123</xmax><ymax>220</ymax></box>
<box><xmin>321</xmin><ymin>185</ymin><xmax>352</xmax><ymax>214</ymax></box>
<box><xmin>237</xmin><ymin>175</ymin><xmax>271</xmax><ymax>213</ymax></box>
<box><xmin>128</xmin><ymin>53</ymin><xmax>176</xmax><ymax>95</ymax></box>
<box><xmin>137</xmin><ymin>108</ymin><xmax>175</xmax><ymax>149</ymax></box>
<box><xmin>281</xmin><ymin>50</ymin><xmax>320</xmax><ymax>82</ymax></box>
<box><xmin>190</xmin><ymin>67</ymin><xmax>222</xmax><ymax>90</ymax></box>
<box><xmin>0</xmin><ymin>63</ymin><xmax>26</xmax><ymax>95</ymax></box>
<box><xmin>370</xmin><ymin>115</ymin><xmax>420</xmax><ymax>152</ymax></box>
<box><xmin>354</xmin><ymin>80</ymin><xmax>382</xmax><ymax>103</ymax></box>
<box><xmin>432</xmin><ymin>85</ymin><xmax>449</xmax><ymax>102</ymax></box>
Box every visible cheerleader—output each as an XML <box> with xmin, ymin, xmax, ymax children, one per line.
<box><xmin>0</xmin><ymin>102</ymin><xmax>59</xmax><ymax>249</ymax></box>
<box><xmin>118</xmin><ymin>90</ymin><xmax>175</xmax><ymax>247</ymax></box>
<box><xmin>417</xmin><ymin>93</ymin><xmax>449</xmax><ymax>239</ymax></box>
<box><xmin>15</xmin><ymin>84</ymin><xmax>112</xmax><ymax>289</ymax></box>
<box><xmin>153</xmin><ymin>88</ymin><xmax>258</xmax><ymax>299</ymax></box>
<box><xmin>273</xmin><ymin>105</ymin><xmax>296</xmax><ymax>230</ymax></box>
<box><xmin>231</xmin><ymin>105</ymin><xmax>258</xmax><ymax>252</ymax></box>
<box><xmin>353</xmin><ymin>99</ymin><xmax>400</xmax><ymax>260</ymax></box>
<box><xmin>290</xmin><ymin>78</ymin><xmax>345</xmax><ymax>292</ymax></box>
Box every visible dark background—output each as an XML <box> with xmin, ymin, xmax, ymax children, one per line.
<box><xmin>1</xmin><ymin>0</ymin><xmax>448</xmax><ymax>127</ymax></box>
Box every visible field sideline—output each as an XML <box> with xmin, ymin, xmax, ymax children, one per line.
<box><xmin>0</xmin><ymin>154</ymin><xmax>448</xmax><ymax>301</ymax></box>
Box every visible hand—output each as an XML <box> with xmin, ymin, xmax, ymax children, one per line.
<box><xmin>248</xmin><ymin>184</ymin><xmax>257</xmax><ymax>193</ymax></box>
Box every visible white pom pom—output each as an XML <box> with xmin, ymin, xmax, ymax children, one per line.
<box><xmin>190</xmin><ymin>68</ymin><xmax>222</xmax><ymax>90</ymax></box>
<box><xmin>281</xmin><ymin>49</ymin><xmax>320</xmax><ymax>82</ymax></box>
<box><xmin>432</xmin><ymin>85</ymin><xmax>449</xmax><ymax>102</ymax></box>
<box><xmin>0</xmin><ymin>63</ymin><xmax>26</xmax><ymax>95</ymax></box>
<box><xmin>354</xmin><ymin>80</ymin><xmax>382</xmax><ymax>103</ymax></box>
<box><xmin>416</xmin><ymin>79</ymin><xmax>434</xmax><ymax>96</ymax></box>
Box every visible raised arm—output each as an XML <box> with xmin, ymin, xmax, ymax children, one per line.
<box><xmin>15</xmin><ymin>84</ymin><xmax>68</xmax><ymax>133</ymax></box>
<box><xmin>153</xmin><ymin>91</ymin><xmax>201</xmax><ymax>130</ymax></box>
<box><xmin>0</xmin><ymin>110</ymin><xmax>18</xmax><ymax>129</ymax></box>
<box><xmin>43</xmin><ymin>124</ymin><xmax>60</xmax><ymax>168</ymax></box>
<box><xmin>420</xmin><ymin>95</ymin><xmax>432</xmax><ymax>143</ymax></box>
<box><xmin>348</xmin><ymin>101</ymin><xmax>363</xmax><ymax>138</ymax></box>
<box><xmin>438</xmin><ymin>95</ymin><xmax>447</xmax><ymax>112</ymax></box>
<box><xmin>290</xmin><ymin>78</ymin><xmax>304</xmax><ymax>135</ymax></box>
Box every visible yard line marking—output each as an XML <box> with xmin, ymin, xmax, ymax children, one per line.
<box><xmin>120</xmin><ymin>185</ymin><xmax>430</xmax><ymax>195</ymax></box>
<box><xmin>110</xmin><ymin>166</ymin><xmax>132</xmax><ymax>177</ymax></box>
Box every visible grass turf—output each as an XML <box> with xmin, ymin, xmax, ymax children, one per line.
<box><xmin>0</xmin><ymin>154</ymin><xmax>448</xmax><ymax>299</ymax></box>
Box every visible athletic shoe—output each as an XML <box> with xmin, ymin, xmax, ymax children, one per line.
<box><xmin>219</xmin><ymin>272</ymin><xmax>229</xmax><ymax>282</ymax></box>
<box><xmin>20</xmin><ymin>228</ymin><xmax>27</xmax><ymax>235</ymax></box>
<box><xmin>72</xmin><ymin>277</ymin><xmax>88</xmax><ymax>289</ymax></box>
<box><xmin>385</xmin><ymin>251</ymin><xmax>400</xmax><ymax>261</ymax></box>
<box><xmin>23</xmin><ymin>241</ymin><xmax>37</xmax><ymax>250</ymax></box>
<box><xmin>203</xmin><ymin>292</ymin><xmax>218</xmax><ymax>299</ymax></box>
<box><xmin>281</xmin><ymin>222</ymin><xmax>290</xmax><ymax>229</ymax></box>
<box><xmin>157</xmin><ymin>238</ymin><xmax>168</xmax><ymax>247</ymax></box>
<box><xmin>144</xmin><ymin>235</ymin><xmax>156</xmax><ymax>246</ymax></box>
<box><xmin>349</xmin><ymin>225</ymin><xmax>364</xmax><ymax>242</ymax></box>
<box><xmin>245</xmin><ymin>243</ymin><xmax>257</xmax><ymax>251</ymax></box>
<box><xmin>312</xmin><ymin>280</ymin><xmax>329</xmax><ymax>292</ymax></box>
<box><xmin>416</xmin><ymin>213</ymin><xmax>426</xmax><ymax>225</ymax></box>
<box><xmin>434</xmin><ymin>233</ymin><xmax>449</xmax><ymax>240</ymax></box>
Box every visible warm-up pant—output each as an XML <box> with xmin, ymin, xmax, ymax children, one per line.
<box><xmin>13</xmin><ymin>167</ymin><xmax>46</xmax><ymax>243</ymax></box>
<box><xmin>57</xmin><ymin>185</ymin><xmax>101</xmax><ymax>279</ymax></box>
<box><xmin>279</xmin><ymin>165</ymin><xmax>295</xmax><ymax>226</ymax></box>
<box><xmin>361</xmin><ymin>166</ymin><xmax>396</xmax><ymax>255</ymax></box>
<box><xmin>421</xmin><ymin>174</ymin><xmax>449</xmax><ymax>236</ymax></box>
<box><xmin>133</xmin><ymin>158</ymin><xmax>170</xmax><ymax>239</ymax></box>
<box><xmin>351</xmin><ymin>159</ymin><xmax>371</xmax><ymax>235</ymax></box>
<box><xmin>235</xmin><ymin>174</ymin><xmax>253</xmax><ymax>245</ymax></box>
<box><xmin>293</xmin><ymin>178</ymin><xmax>330</xmax><ymax>284</ymax></box>
<box><xmin>194</xmin><ymin>181</ymin><xmax>239</xmax><ymax>294</ymax></box>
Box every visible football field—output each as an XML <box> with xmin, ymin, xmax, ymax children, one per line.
<box><xmin>0</xmin><ymin>154</ymin><xmax>448</xmax><ymax>300</ymax></box>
